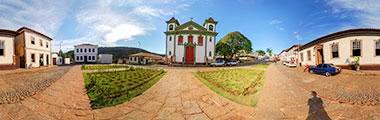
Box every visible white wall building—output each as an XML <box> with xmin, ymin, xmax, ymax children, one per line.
<box><xmin>165</xmin><ymin>17</ymin><xmax>218</xmax><ymax>65</ymax></box>
<box><xmin>0</xmin><ymin>27</ymin><xmax>53</xmax><ymax>69</ymax></box>
<box><xmin>299</xmin><ymin>28</ymin><xmax>380</xmax><ymax>70</ymax></box>
<box><xmin>99</xmin><ymin>54</ymin><xmax>113</xmax><ymax>64</ymax></box>
<box><xmin>0</xmin><ymin>29</ymin><xmax>16</xmax><ymax>69</ymax></box>
<box><xmin>52</xmin><ymin>52</ymin><xmax>63</xmax><ymax>65</ymax></box>
<box><xmin>74</xmin><ymin>44</ymin><xmax>98</xmax><ymax>63</ymax></box>
<box><xmin>15</xmin><ymin>27</ymin><xmax>53</xmax><ymax>68</ymax></box>
<box><xmin>280</xmin><ymin>45</ymin><xmax>301</xmax><ymax>64</ymax></box>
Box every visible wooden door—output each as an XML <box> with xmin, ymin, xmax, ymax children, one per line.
<box><xmin>185</xmin><ymin>45</ymin><xmax>194</xmax><ymax>64</ymax></box>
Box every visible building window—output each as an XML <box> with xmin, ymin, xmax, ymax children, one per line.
<box><xmin>92</xmin><ymin>56</ymin><xmax>95</xmax><ymax>60</ymax></box>
<box><xmin>352</xmin><ymin>40</ymin><xmax>361</xmax><ymax>56</ymax></box>
<box><xmin>169</xmin><ymin>24</ymin><xmax>174</xmax><ymax>31</ymax></box>
<box><xmin>376</xmin><ymin>40</ymin><xmax>380</xmax><ymax>56</ymax></box>
<box><xmin>31</xmin><ymin>53</ymin><xmax>35</xmax><ymax>62</ymax></box>
<box><xmin>80</xmin><ymin>48</ymin><xmax>83</xmax><ymax>53</ymax></box>
<box><xmin>88</xmin><ymin>56</ymin><xmax>91</xmax><ymax>60</ymax></box>
<box><xmin>209</xmin><ymin>37</ymin><xmax>212</xmax><ymax>42</ymax></box>
<box><xmin>46</xmin><ymin>42</ymin><xmax>49</xmax><ymax>48</ymax></box>
<box><xmin>31</xmin><ymin>37</ymin><xmax>35</xmax><ymax>45</ymax></box>
<box><xmin>76</xmin><ymin>56</ymin><xmax>79</xmax><ymax>61</ymax></box>
<box><xmin>40</xmin><ymin>39</ymin><xmax>43</xmax><ymax>47</ymax></box>
<box><xmin>209</xmin><ymin>25</ymin><xmax>214</xmax><ymax>31</ymax></box>
<box><xmin>169</xmin><ymin>51</ymin><xmax>172</xmax><ymax>55</ymax></box>
<box><xmin>209</xmin><ymin>51</ymin><xmax>212</xmax><ymax>57</ymax></box>
<box><xmin>134</xmin><ymin>57</ymin><xmax>137</xmax><ymax>61</ymax></box>
<box><xmin>178</xmin><ymin>36</ymin><xmax>183</xmax><ymax>45</ymax></box>
<box><xmin>0</xmin><ymin>41</ymin><xmax>4</xmax><ymax>56</ymax></box>
<box><xmin>188</xmin><ymin>35</ymin><xmax>193</xmax><ymax>43</ymax></box>
<box><xmin>307</xmin><ymin>50</ymin><xmax>311</xmax><ymax>61</ymax></box>
<box><xmin>93</xmin><ymin>48</ymin><xmax>95</xmax><ymax>52</ymax></box>
<box><xmin>76</xmin><ymin>49</ymin><xmax>79</xmax><ymax>53</ymax></box>
<box><xmin>300</xmin><ymin>53</ymin><xmax>304</xmax><ymax>62</ymax></box>
<box><xmin>80</xmin><ymin>56</ymin><xmax>83</xmax><ymax>60</ymax></box>
<box><xmin>84</xmin><ymin>48</ymin><xmax>87</xmax><ymax>53</ymax></box>
<box><xmin>198</xmin><ymin>36</ymin><xmax>203</xmax><ymax>46</ymax></box>
<box><xmin>331</xmin><ymin>43</ymin><xmax>339</xmax><ymax>58</ymax></box>
<box><xmin>169</xmin><ymin>36</ymin><xmax>172</xmax><ymax>41</ymax></box>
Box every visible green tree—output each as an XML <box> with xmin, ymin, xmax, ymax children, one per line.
<box><xmin>215</xmin><ymin>31</ymin><xmax>252</xmax><ymax>60</ymax></box>
<box><xmin>256</xmin><ymin>50</ymin><xmax>266</xmax><ymax>56</ymax></box>
<box><xmin>266</xmin><ymin>48</ymin><xmax>273</xmax><ymax>56</ymax></box>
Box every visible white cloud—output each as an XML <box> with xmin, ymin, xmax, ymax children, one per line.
<box><xmin>0</xmin><ymin>0</ymin><xmax>72</xmax><ymax>37</ymax></box>
<box><xmin>0</xmin><ymin>0</ymin><xmax>197</xmax><ymax>51</ymax></box>
<box><xmin>269</xmin><ymin>19</ymin><xmax>282</xmax><ymax>25</ymax></box>
<box><xmin>104</xmin><ymin>24</ymin><xmax>147</xmax><ymax>43</ymax></box>
<box><xmin>269</xmin><ymin>19</ymin><xmax>285</xmax><ymax>31</ymax></box>
<box><xmin>328</xmin><ymin>0</ymin><xmax>380</xmax><ymax>27</ymax></box>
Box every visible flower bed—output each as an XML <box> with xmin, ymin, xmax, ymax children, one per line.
<box><xmin>195</xmin><ymin>64</ymin><xmax>268</xmax><ymax>106</ymax></box>
<box><xmin>83</xmin><ymin>67</ymin><xmax>165</xmax><ymax>109</ymax></box>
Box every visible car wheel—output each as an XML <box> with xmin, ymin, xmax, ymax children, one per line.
<box><xmin>325</xmin><ymin>72</ymin><xmax>331</xmax><ymax>77</ymax></box>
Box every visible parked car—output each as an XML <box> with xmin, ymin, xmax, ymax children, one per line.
<box><xmin>282</xmin><ymin>61</ymin><xmax>288</xmax><ymax>65</ymax></box>
<box><xmin>286</xmin><ymin>61</ymin><xmax>297</xmax><ymax>67</ymax></box>
<box><xmin>309</xmin><ymin>64</ymin><xmax>341</xmax><ymax>76</ymax></box>
<box><xmin>210</xmin><ymin>60</ymin><xmax>225</xmax><ymax>67</ymax></box>
<box><xmin>283</xmin><ymin>61</ymin><xmax>296</xmax><ymax>67</ymax></box>
<box><xmin>226</xmin><ymin>60</ymin><xmax>239</xmax><ymax>66</ymax></box>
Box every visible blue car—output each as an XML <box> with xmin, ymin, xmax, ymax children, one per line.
<box><xmin>309</xmin><ymin>64</ymin><xmax>341</xmax><ymax>76</ymax></box>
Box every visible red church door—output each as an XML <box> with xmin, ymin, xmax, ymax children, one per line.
<box><xmin>185</xmin><ymin>45</ymin><xmax>195</xmax><ymax>64</ymax></box>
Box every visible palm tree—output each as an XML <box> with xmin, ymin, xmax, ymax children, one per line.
<box><xmin>266</xmin><ymin>48</ymin><xmax>273</xmax><ymax>56</ymax></box>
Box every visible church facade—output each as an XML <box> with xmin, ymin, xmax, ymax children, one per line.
<box><xmin>165</xmin><ymin>17</ymin><xmax>218</xmax><ymax>64</ymax></box>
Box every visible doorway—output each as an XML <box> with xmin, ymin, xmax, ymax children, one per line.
<box><xmin>315</xmin><ymin>45</ymin><xmax>324</xmax><ymax>65</ymax></box>
<box><xmin>185</xmin><ymin>45</ymin><xmax>195</xmax><ymax>64</ymax></box>
<box><xmin>84</xmin><ymin>56</ymin><xmax>88</xmax><ymax>63</ymax></box>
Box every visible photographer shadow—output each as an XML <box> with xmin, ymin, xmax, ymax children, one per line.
<box><xmin>306</xmin><ymin>91</ymin><xmax>331</xmax><ymax>120</ymax></box>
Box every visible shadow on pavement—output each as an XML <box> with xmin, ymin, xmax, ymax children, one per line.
<box><xmin>306</xmin><ymin>91</ymin><xmax>331</xmax><ymax>120</ymax></box>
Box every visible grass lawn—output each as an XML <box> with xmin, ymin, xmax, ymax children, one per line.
<box><xmin>195</xmin><ymin>64</ymin><xmax>268</xmax><ymax>106</ymax></box>
<box><xmin>83</xmin><ymin>67</ymin><xmax>165</xmax><ymax>109</ymax></box>
<box><xmin>81</xmin><ymin>64</ymin><xmax>129</xmax><ymax>70</ymax></box>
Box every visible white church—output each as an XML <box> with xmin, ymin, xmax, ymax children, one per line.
<box><xmin>165</xmin><ymin>17</ymin><xmax>218</xmax><ymax>65</ymax></box>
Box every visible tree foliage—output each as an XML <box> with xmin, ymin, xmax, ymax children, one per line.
<box><xmin>266</xmin><ymin>48</ymin><xmax>273</xmax><ymax>56</ymax></box>
<box><xmin>256</xmin><ymin>50</ymin><xmax>266</xmax><ymax>56</ymax></box>
<box><xmin>215</xmin><ymin>31</ymin><xmax>252</xmax><ymax>59</ymax></box>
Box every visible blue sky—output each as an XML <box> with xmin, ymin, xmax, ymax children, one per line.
<box><xmin>0</xmin><ymin>0</ymin><xmax>379</xmax><ymax>54</ymax></box>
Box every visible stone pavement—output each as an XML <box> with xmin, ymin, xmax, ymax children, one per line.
<box><xmin>0</xmin><ymin>66</ymin><xmax>93</xmax><ymax>120</ymax></box>
<box><xmin>93</xmin><ymin>68</ymin><xmax>256</xmax><ymax>120</ymax></box>
<box><xmin>254</xmin><ymin>64</ymin><xmax>380</xmax><ymax>120</ymax></box>
<box><xmin>1</xmin><ymin>64</ymin><xmax>379</xmax><ymax>120</ymax></box>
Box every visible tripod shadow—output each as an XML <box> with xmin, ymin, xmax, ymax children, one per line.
<box><xmin>306</xmin><ymin>91</ymin><xmax>331</xmax><ymax>120</ymax></box>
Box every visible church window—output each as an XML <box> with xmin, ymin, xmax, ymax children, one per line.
<box><xmin>198</xmin><ymin>36</ymin><xmax>203</xmax><ymax>46</ymax></box>
<box><xmin>178</xmin><ymin>36</ymin><xmax>184</xmax><ymax>45</ymax></box>
<box><xmin>209</xmin><ymin>25</ymin><xmax>214</xmax><ymax>31</ymax></box>
<box><xmin>188</xmin><ymin>36</ymin><xmax>193</xmax><ymax>43</ymax></box>
<box><xmin>169</xmin><ymin>24</ymin><xmax>174</xmax><ymax>31</ymax></box>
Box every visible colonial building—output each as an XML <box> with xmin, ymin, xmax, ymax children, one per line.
<box><xmin>129</xmin><ymin>52</ymin><xmax>163</xmax><ymax>65</ymax></box>
<box><xmin>0</xmin><ymin>27</ymin><xmax>53</xmax><ymax>69</ymax></box>
<box><xmin>74</xmin><ymin>44</ymin><xmax>98</xmax><ymax>63</ymax></box>
<box><xmin>299</xmin><ymin>28</ymin><xmax>380</xmax><ymax>70</ymax></box>
<box><xmin>165</xmin><ymin>17</ymin><xmax>218</xmax><ymax>64</ymax></box>
<box><xmin>0</xmin><ymin>29</ymin><xmax>17</xmax><ymax>69</ymax></box>
<box><xmin>280</xmin><ymin>45</ymin><xmax>301</xmax><ymax>64</ymax></box>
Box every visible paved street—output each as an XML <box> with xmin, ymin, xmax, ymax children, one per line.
<box><xmin>255</xmin><ymin>64</ymin><xmax>380</xmax><ymax>119</ymax></box>
<box><xmin>0</xmin><ymin>64</ymin><xmax>379</xmax><ymax>120</ymax></box>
